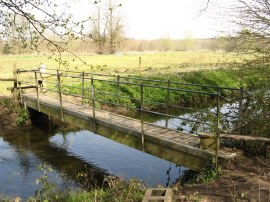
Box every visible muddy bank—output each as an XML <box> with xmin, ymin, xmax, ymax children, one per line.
<box><xmin>0</xmin><ymin>96</ymin><xmax>20</xmax><ymax>131</ymax></box>
<box><xmin>175</xmin><ymin>156</ymin><xmax>270</xmax><ymax>201</ymax></box>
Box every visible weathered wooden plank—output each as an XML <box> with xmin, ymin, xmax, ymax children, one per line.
<box><xmin>22</xmin><ymin>93</ymin><xmax>236</xmax><ymax>166</ymax></box>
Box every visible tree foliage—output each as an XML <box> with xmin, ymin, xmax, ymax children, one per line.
<box><xmin>202</xmin><ymin>0</ymin><xmax>270</xmax><ymax>60</ymax></box>
<box><xmin>0</xmin><ymin>0</ymin><xmax>93</xmax><ymax>66</ymax></box>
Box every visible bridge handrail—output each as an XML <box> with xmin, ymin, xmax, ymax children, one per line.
<box><xmin>36</xmin><ymin>67</ymin><xmax>242</xmax><ymax>91</ymax></box>
<box><xmin>16</xmin><ymin>67</ymin><xmax>250</xmax><ymax>161</ymax></box>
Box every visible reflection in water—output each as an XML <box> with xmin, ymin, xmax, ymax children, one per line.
<box><xmin>152</xmin><ymin>102</ymin><xmax>239</xmax><ymax>134</ymax></box>
<box><xmin>0</xmin><ymin>127</ymin><xmax>184</xmax><ymax>199</ymax></box>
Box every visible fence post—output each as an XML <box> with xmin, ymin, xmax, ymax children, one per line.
<box><xmin>165</xmin><ymin>80</ymin><xmax>171</xmax><ymax>128</ymax></box>
<box><xmin>215</xmin><ymin>91</ymin><xmax>221</xmax><ymax>169</ymax></box>
<box><xmin>81</xmin><ymin>71</ymin><xmax>85</xmax><ymax>105</ymax></box>
<box><xmin>139</xmin><ymin>57</ymin><xmax>142</xmax><ymax>75</ymax></box>
<box><xmin>140</xmin><ymin>81</ymin><xmax>145</xmax><ymax>148</ymax></box>
<box><xmin>34</xmin><ymin>70</ymin><xmax>40</xmax><ymax>112</ymax></box>
<box><xmin>116</xmin><ymin>75</ymin><xmax>120</xmax><ymax>113</ymax></box>
<box><xmin>57</xmin><ymin>69</ymin><xmax>64</xmax><ymax>121</ymax></box>
<box><xmin>13</xmin><ymin>65</ymin><xmax>19</xmax><ymax>106</ymax></box>
<box><xmin>91</xmin><ymin>76</ymin><xmax>97</xmax><ymax>133</ymax></box>
<box><xmin>238</xmin><ymin>87</ymin><xmax>244</xmax><ymax>135</ymax></box>
<box><xmin>18</xmin><ymin>70</ymin><xmax>23</xmax><ymax>103</ymax></box>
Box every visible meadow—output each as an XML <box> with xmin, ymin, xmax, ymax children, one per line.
<box><xmin>0</xmin><ymin>51</ymin><xmax>249</xmax><ymax>95</ymax></box>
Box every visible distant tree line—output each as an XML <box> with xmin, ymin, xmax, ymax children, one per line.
<box><xmin>1</xmin><ymin>31</ymin><xmax>268</xmax><ymax>55</ymax></box>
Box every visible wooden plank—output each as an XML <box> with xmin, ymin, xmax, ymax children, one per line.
<box><xmin>22</xmin><ymin>93</ymin><xmax>236</xmax><ymax>164</ymax></box>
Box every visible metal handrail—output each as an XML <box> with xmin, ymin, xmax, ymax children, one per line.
<box><xmin>16</xmin><ymin>67</ymin><xmax>247</xmax><ymax>150</ymax></box>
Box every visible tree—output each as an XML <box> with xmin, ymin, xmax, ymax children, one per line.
<box><xmin>0</xmin><ymin>0</ymin><xmax>92</xmax><ymax>65</ymax></box>
<box><xmin>201</xmin><ymin>0</ymin><xmax>270</xmax><ymax>60</ymax></box>
<box><xmin>233</xmin><ymin>0</ymin><xmax>270</xmax><ymax>59</ymax></box>
<box><xmin>90</xmin><ymin>0</ymin><xmax>107</xmax><ymax>54</ymax></box>
<box><xmin>90</xmin><ymin>0</ymin><xmax>124</xmax><ymax>54</ymax></box>
<box><xmin>2</xmin><ymin>42</ymin><xmax>13</xmax><ymax>55</ymax></box>
<box><xmin>106</xmin><ymin>0</ymin><xmax>124</xmax><ymax>54</ymax></box>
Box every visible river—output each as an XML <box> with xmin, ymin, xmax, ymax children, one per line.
<box><xmin>0</xmin><ymin>127</ymin><xmax>185</xmax><ymax>200</ymax></box>
<box><xmin>0</xmin><ymin>100</ymin><xmax>239</xmax><ymax>200</ymax></box>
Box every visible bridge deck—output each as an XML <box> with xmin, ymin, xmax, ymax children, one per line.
<box><xmin>22</xmin><ymin>93</ymin><xmax>235</xmax><ymax>167</ymax></box>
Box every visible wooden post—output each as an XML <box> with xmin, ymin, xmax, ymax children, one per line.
<box><xmin>34</xmin><ymin>71</ymin><xmax>40</xmax><ymax>112</ymax></box>
<box><xmin>165</xmin><ymin>80</ymin><xmax>171</xmax><ymax>128</ymax></box>
<box><xmin>238</xmin><ymin>87</ymin><xmax>244</xmax><ymax>135</ymax></box>
<box><xmin>57</xmin><ymin>69</ymin><xmax>64</xmax><ymax>121</ymax></box>
<box><xmin>18</xmin><ymin>74</ymin><xmax>23</xmax><ymax>104</ymax></box>
<box><xmin>13</xmin><ymin>64</ymin><xmax>18</xmax><ymax>106</ymax></box>
<box><xmin>140</xmin><ymin>81</ymin><xmax>145</xmax><ymax>148</ymax></box>
<box><xmin>81</xmin><ymin>71</ymin><xmax>85</xmax><ymax>105</ymax></box>
<box><xmin>91</xmin><ymin>76</ymin><xmax>97</xmax><ymax>133</ymax></box>
<box><xmin>215</xmin><ymin>91</ymin><xmax>221</xmax><ymax>169</ymax></box>
<box><xmin>139</xmin><ymin>57</ymin><xmax>142</xmax><ymax>75</ymax></box>
<box><xmin>116</xmin><ymin>75</ymin><xmax>120</xmax><ymax>113</ymax></box>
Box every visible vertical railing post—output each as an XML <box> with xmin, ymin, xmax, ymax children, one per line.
<box><xmin>238</xmin><ymin>87</ymin><xmax>244</xmax><ymax>135</ymax></box>
<box><xmin>140</xmin><ymin>81</ymin><xmax>145</xmax><ymax>148</ymax></box>
<box><xmin>116</xmin><ymin>75</ymin><xmax>120</xmax><ymax>113</ymax></box>
<box><xmin>165</xmin><ymin>80</ymin><xmax>171</xmax><ymax>128</ymax></box>
<box><xmin>34</xmin><ymin>70</ymin><xmax>40</xmax><ymax>112</ymax></box>
<box><xmin>81</xmin><ymin>71</ymin><xmax>85</xmax><ymax>105</ymax></box>
<box><xmin>13</xmin><ymin>65</ymin><xmax>19</xmax><ymax>106</ymax></box>
<box><xmin>91</xmin><ymin>76</ymin><xmax>97</xmax><ymax>133</ymax></box>
<box><xmin>215</xmin><ymin>91</ymin><xmax>221</xmax><ymax>169</ymax></box>
<box><xmin>139</xmin><ymin>57</ymin><xmax>142</xmax><ymax>75</ymax></box>
<box><xmin>18</xmin><ymin>70</ymin><xmax>22</xmax><ymax>103</ymax></box>
<box><xmin>57</xmin><ymin>69</ymin><xmax>64</xmax><ymax>121</ymax></box>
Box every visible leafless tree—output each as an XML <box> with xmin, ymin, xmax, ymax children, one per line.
<box><xmin>201</xmin><ymin>0</ymin><xmax>270</xmax><ymax>60</ymax></box>
<box><xmin>0</xmin><ymin>0</ymin><xmax>92</xmax><ymax>66</ymax></box>
<box><xmin>90</xmin><ymin>0</ymin><xmax>124</xmax><ymax>54</ymax></box>
<box><xmin>106</xmin><ymin>0</ymin><xmax>124</xmax><ymax>54</ymax></box>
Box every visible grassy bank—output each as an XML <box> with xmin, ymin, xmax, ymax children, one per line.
<box><xmin>63</xmin><ymin>65</ymin><xmax>270</xmax><ymax>112</ymax></box>
<box><xmin>0</xmin><ymin>175</ymin><xmax>145</xmax><ymax>202</ymax></box>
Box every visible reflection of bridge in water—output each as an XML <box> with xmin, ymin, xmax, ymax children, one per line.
<box><xmin>2</xmin><ymin>128</ymin><xmax>108</xmax><ymax>189</ymax></box>
<box><xmin>14</xmin><ymin>68</ymin><xmax>247</xmax><ymax>171</ymax></box>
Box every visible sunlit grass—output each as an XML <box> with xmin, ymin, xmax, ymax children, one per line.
<box><xmin>0</xmin><ymin>81</ymin><xmax>12</xmax><ymax>95</ymax></box>
<box><xmin>0</xmin><ymin>51</ymin><xmax>252</xmax><ymax>95</ymax></box>
<box><xmin>0</xmin><ymin>51</ymin><xmax>248</xmax><ymax>78</ymax></box>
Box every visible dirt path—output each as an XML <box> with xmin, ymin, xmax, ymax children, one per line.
<box><xmin>176</xmin><ymin>157</ymin><xmax>270</xmax><ymax>201</ymax></box>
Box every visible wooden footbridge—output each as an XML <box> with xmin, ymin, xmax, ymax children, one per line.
<box><xmin>12</xmin><ymin>67</ymin><xmax>249</xmax><ymax>171</ymax></box>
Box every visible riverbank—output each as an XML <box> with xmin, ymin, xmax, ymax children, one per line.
<box><xmin>1</xmin><ymin>95</ymin><xmax>270</xmax><ymax>201</ymax></box>
<box><xmin>176</xmin><ymin>156</ymin><xmax>270</xmax><ymax>201</ymax></box>
<box><xmin>1</xmin><ymin>63</ymin><xmax>270</xmax><ymax>201</ymax></box>
<box><xmin>64</xmin><ymin>64</ymin><xmax>270</xmax><ymax>114</ymax></box>
<box><xmin>0</xmin><ymin>96</ymin><xmax>20</xmax><ymax>131</ymax></box>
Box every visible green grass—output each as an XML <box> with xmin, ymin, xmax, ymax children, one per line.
<box><xmin>0</xmin><ymin>81</ymin><xmax>12</xmax><ymax>95</ymax></box>
<box><xmin>63</xmin><ymin>65</ymin><xmax>270</xmax><ymax>113</ymax></box>
<box><xmin>0</xmin><ymin>51</ymin><xmax>248</xmax><ymax>80</ymax></box>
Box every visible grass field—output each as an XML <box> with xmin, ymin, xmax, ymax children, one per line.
<box><xmin>0</xmin><ymin>51</ymin><xmax>252</xmax><ymax>95</ymax></box>
<box><xmin>0</xmin><ymin>51</ymin><xmax>247</xmax><ymax>78</ymax></box>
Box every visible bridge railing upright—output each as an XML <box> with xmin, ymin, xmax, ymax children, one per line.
<box><xmin>15</xmin><ymin>67</ymin><xmax>250</xmax><ymax>158</ymax></box>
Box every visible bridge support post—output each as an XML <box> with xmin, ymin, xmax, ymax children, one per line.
<box><xmin>34</xmin><ymin>71</ymin><xmax>40</xmax><ymax>112</ymax></box>
<box><xmin>165</xmin><ymin>80</ymin><xmax>171</xmax><ymax>128</ymax></box>
<box><xmin>215</xmin><ymin>91</ymin><xmax>221</xmax><ymax>169</ymax></box>
<box><xmin>140</xmin><ymin>82</ymin><xmax>145</xmax><ymax>149</ymax></box>
<box><xmin>91</xmin><ymin>77</ymin><xmax>97</xmax><ymax>133</ymax></box>
<box><xmin>12</xmin><ymin>64</ymin><xmax>19</xmax><ymax>107</ymax></box>
<box><xmin>116</xmin><ymin>75</ymin><xmax>120</xmax><ymax>113</ymax></box>
<box><xmin>57</xmin><ymin>69</ymin><xmax>64</xmax><ymax>122</ymax></box>
<box><xmin>81</xmin><ymin>71</ymin><xmax>85</xmax><ymax>105</ymax></box>
<box><xmin>238</xmin><ymin>87</ymin><xmax>244</xmax><ymax>135</ymax></box>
